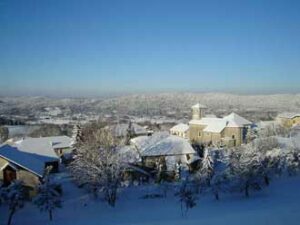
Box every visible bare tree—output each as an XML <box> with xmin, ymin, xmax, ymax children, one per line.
<box><xmin>69</xmin><ymin>128</ymin><xmax>124</xmax><ymax>207</ymax></box>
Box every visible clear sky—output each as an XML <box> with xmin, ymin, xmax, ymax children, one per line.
<box><xmin>1</xmin><ymin>0</ymin><xmax>300</xmax><ymax>96</ymax></box>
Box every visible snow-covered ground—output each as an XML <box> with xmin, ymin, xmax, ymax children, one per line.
<box><xmin>1</xmin><ymin>172</ymin><xmax>300</xmax><ymax>225</ymax></box>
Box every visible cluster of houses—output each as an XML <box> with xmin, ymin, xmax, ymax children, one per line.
<box><xmin>0</xmin><ymin>136</ymin><xmax>74</xmax><ymax>197</ymax></box>
<box><xmin>1</xmin><ymin>103</ymin><xmax>299</xmax><ymax>197</ymax></box>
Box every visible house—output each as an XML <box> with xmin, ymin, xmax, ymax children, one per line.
<box><xmin>0</xmin><ymin>145</ymin><xmax>45</xmax><ymax>197</ymax></box>
<box><xmin>12</xmin><ymin>136</ymin><xmax>74</xmax><ymax>172</ymax></box>
<box><xmin>188</xmin><ymin>103</ymin><xmax>252</xmax><ymax>147</ymax></box>
<box><xmin>130</xmin><ymin>132</ymin><xmax>199</xmax><ymax>171</ymax></box>
<box><xmin>170</xmin><ymin>123</ymin><xmax>189</xmax><ymax>138</ymax></box>
<box><xmin>277</xmin><ymin>113</ymin><xmax>300</xmax><ymax>128</ymax></box>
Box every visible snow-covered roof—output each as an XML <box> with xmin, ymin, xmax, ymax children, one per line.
<box><xmin>0</xmin><ymin>145</ymin><xmax>45</xmax><ymax>177</ymax></box>
<box><xmin>130</xmin><ymin>132</ymin><xmax>169</xmax><ymax>152</ymax></box>
<box><xmin>141</xmin><ymin>136</ymin><xmax>196</xmax><ymax>157</ymax></box>
<box><xmin>13</xmin><ymin>136</ymin><xmax>71</xmax><ymax>161</ymax></box>
<box><xmin>189</xmin><ymin>112</ymin><xmax>251</xmax><ymax>133</ymax></box>
<box><xmin>277</xmin><ymin>112</ymin><xmax>300</xmax><ymax>119</ymax></box>
<box><xmin>118</xmin><ymin>145</ymin><xmax>140</xmax><ymax>164</ymax></box>
<box><xmin>190</xmin><ymin>118</ymin><xmax>227</xmax><ymax>133</ymax></box>
<box><xmin>170</xmin><ymin>123</ymin><xmax>189</xmax><ymax>133</ymax></box>
<box><xmin>223</xmin><ymin>112</ymin><xmax>252</xmax><ymax>126</ymax></box>
<box><xmin>191</xmin><ymin>103</ymin><xmax>207</xmax><ymax>109</ymax></box>
<box><xmin>203</xmin><ymin>121</ymin><xmax>227</xmax><ymax>133</ymax></box>
<box><xmin>205</xmin><ymin>114</ymin><xmax>217</xmax><ymax>118</ymax></box>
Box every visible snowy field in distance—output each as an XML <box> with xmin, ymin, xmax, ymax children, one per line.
<box><xmin>1</xmin><ymin>172</ymin><xmax>300</xmax><ymax>225</ymax></box>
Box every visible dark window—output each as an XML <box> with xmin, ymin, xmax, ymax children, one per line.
<box><xmin>3</xmin><ymin>166</ymin><xmax>17</xmax><ymax>186</ymax></box>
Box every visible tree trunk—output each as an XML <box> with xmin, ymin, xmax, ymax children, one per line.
<box><xmin>7</xmin><ymin>208</ymin><xmax>15</xmax><ymax>225</ymax></box>
<box><xmin>49</xmin><ymin>210</ymin><xmax>53</xmax><ymax>221</ymax></box>
<box><xmin>264</xmin><ymin>176</ymin><xmax>270</xmax><ymax>186</ymax></box>
<box><xmin>245</xmin><ymin>185</ymin><xmax>249</xmax><ymax>198</ymax></box>
<box><xmin>215</xmin><ymin>191</ymin><xmax>219</xmax><ymax>201</ymax></box>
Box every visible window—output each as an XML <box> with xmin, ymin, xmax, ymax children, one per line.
<box><xmin>232</xmin><ymin>135</ymin><xmax>235</xmax><ymax>139</ymax></box>
<box><xmin>186</xmin><ymin>154</ymin><xmax>191</xmax><ymax>160</ymax></box>
<box><xmin>198</xmin><ymin>132</ymin><xmax>201</xmax><ymax>137</ymax></box>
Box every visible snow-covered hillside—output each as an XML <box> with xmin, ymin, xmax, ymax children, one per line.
<box><xmin>1</xmin><ymin>172</ymin><xmax>300</xmax><ymax>225</ymax></box>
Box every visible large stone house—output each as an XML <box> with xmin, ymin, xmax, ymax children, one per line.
<box><xmin>182</xmin><ymin>103</ymin><xmax>251</xmax><ymax>147</ymax></box>
<box><xmin>0</xmin><ymin>145</ymin><xmax>45</xmax><ymax>198</ymax></box>
<box><xmin>277</xmin><ymin>113</ymin><xmax>300</xmax><ymax>128</ymax></box>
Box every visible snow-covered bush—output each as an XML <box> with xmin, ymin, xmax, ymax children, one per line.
<box><xmin>33</xmin><ymin>178</ymin><xmax>62</xmax><ymax>221</ymax></box>
<box><xmin>1</xmin><ymin>181</ymin><xmax>25</xmax><ymax>225</ymax></box>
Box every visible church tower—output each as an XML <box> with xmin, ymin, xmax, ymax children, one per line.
<box><xmin>191</xmin><ymin>103</ymin><xmax>207</xmax><ymax>120</ymax></box>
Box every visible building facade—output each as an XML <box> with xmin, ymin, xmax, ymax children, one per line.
<box><xmin>277</xmin><ymin>113</ymin><xmax>300</xmax><ymax>128</ymax></box>
<box><xmin>188</xmin><ymin>103</ymin><xmax>251</xmax><ymax>147</ymax></box>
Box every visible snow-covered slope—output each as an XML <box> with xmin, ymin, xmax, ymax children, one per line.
<box><xmin>1</xmin><ymin>172</ymin><xmax>300</xmax><ymax>225</ymax></box>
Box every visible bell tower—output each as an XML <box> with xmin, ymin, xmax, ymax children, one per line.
<box><xmin>191</xmin><ymin>103</ymin><xmax>207</xmax><ymax>120</ymax></box>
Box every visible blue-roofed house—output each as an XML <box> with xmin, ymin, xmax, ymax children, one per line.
<box><xmin>0</xmin><ymin>145</ymin><xmax>45</xmax><ymax>197</ymax></box>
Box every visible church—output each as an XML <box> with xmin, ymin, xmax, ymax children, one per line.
<box><xmin>171</xmin><ymin>103</ymin><xmax>252</xmax><ymax>147</ymax></box>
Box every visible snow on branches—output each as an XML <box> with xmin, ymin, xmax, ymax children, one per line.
<box><xmin>69</xmin><ymin>128</ymin><xmax>125</xmax><ymax>207</ymax></box>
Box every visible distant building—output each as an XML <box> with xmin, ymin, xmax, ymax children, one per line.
<box><xmin>188</xmin><ymin>103</ymin><xmax>252</xmax><ymax>147</ymax></box>
<box><xmin>277</xmin><ymin>113</ymin><xmax>300</xmax><ymax>128</ymax></box>
<box><xmin>170</xmin><ymin>123</ymin><xmax>189</xmax><ymax>138</ymax></box>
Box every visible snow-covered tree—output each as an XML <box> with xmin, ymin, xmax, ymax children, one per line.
<box><xmin>254</xmin><ymin>137</ymin><xmax>282</xmax><ymax>185</ymax></box>
<box><xmin>1</xmin><ymin>181</ymin><xmax>25</xmax><ymax>225</ymax></box>
<box><xmin>69</xmin><ymin>128</ymin><xmax>124</xmax><ymax>207</ymax></box>
<box><xmin>228</xmin><ymin>145</ymin><xmax>265</xmax><ymax>197</ymax></box>
<box><xmin>209</xmin><ymin>149</ymin><xmax>230</xmax><ymax>200</ymax></box>
<box><xmin>33</xmin><ymin>178</ymin><xmax>62</xmax><ymax>221</ymax></box>
<box><xmin>260</xmin><ymin>124</ymin><xmax>290</xmax><ymax>138</ymax></box>
<box><xmin>0</xmin><ymin>126</ymin><xmax>9</xmax><ymax>144</ymax></box>
<box><xmin>194</xmin><ymin>148</ymin><xmax>214</xmax><ymax>192</ymax></box>
<box><xmin>285</xmin><ymin>146</ymin><xmax>300</xmax><ymax>175</ymax></box>
<box><xmin>126</xmin><ymin>121</ymin><xmax>134</xmax><ymax>145</ymax></box>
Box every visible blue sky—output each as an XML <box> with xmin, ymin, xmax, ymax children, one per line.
<box><xmin>0</xmin><ymin>0</ymin><xmax>300</xmax><ymax>96</ymax></box>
